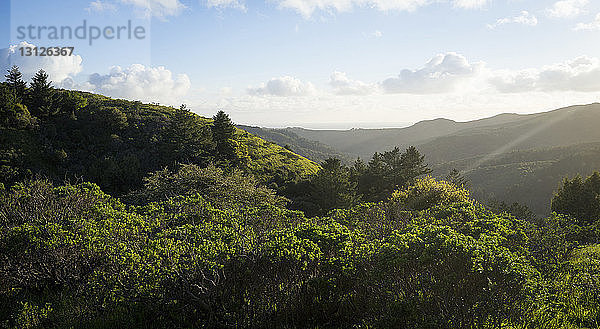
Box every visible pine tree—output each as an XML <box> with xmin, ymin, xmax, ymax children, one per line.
<box><xmin>309</xmin><ymin>158</ymin><xmax>359</xmax><ymax>215</ymax></box>
<box><xmin>28</xmin><ymin>69</ymin><xmax>54</xmax><ymax>117</ymax></box>
<box><xmin>552</xmin><ymin>172</ymin><xmax>600</xmax><ymax>223</ymax></box>
<box><xmin>0</xmin><ymin>84</ymin><xmax>16</xmax><ymax>125</ymax></box>
<box><xmin>445</xmin><ymin>168</ymin><xmax>469</xmax><ymax>188</ymax></box>
<box><xmin>211</xmin><ymin>110</ymin><xmax>238</xmax><ymax>164</ymax></box>
<box><xmin>400</xmin><ymin>146</ymin><xmax>432</xmax><ymax>184</ymax></box>
<box><xmin>5</xmin><ymin>66</ymin><xmax>27</xmax><ymax>102</ymax></box>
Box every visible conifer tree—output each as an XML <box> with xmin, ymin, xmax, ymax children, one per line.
<box><xmin>445</xmin><ymin>168</ymin><xmax>469</xmax><ymax>188</ymax></box>
<box><xmin>309</xmin><ymin>158</ymin><xmax>359</xmax><ymax>215</ymax></box>
<box><xmin>28</xmin><ymin>69</ymin><xmax>54</xmax><ymax>117</ymax></box>
<box><xmin>552</xmin><ymin>172</ymin><xmax>600</xmax><ymax>223</ymax></box>
<box><xmin>5</xmin><ymin>65</ymin><xmax>26</xmax><ymax>102</ymax></box>
<box><xmin>400</xmin><ymin>146</ymin><xmax>432</xmax><ymax>184</ymax></box>
<box><xmin>211</xmin><ymin>110</ymin><xmax>238</xmax><ymax>164</ymax></box>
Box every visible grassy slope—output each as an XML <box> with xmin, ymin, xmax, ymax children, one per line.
<box><xmin>237</xmin><ymin>129</ymin><xmax>320</xmax><ymax>181</ymax></box>
<box><xmin>83</xmin><ymin>92</ymin><xmax>321</xmax><ymax>182</ymax></box>
<box><xmin>83</xmin><ymin>92</ymin><xmax>320</xmax><ymax>179</ymax></box>
<box><xmin>238</xmin><ymin>125</ymin><xmax>354</xmax><ymax>164</ymax></box>
<box><xmin>0</xmin><ymin>90</ymin><xmax>319</xmax><ymax>193</ymax></box>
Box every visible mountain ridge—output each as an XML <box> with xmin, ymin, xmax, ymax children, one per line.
<box><xmin>244</xmin><ymin>103</ymin><xmax>600</xmax><ymax>215</ymax></box>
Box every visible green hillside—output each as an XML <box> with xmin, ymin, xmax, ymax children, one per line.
<box><xmin>0</xmin><ymin>87</ymin><xmax>319</xmax><ymax>195</ymax></box>
<box><xmin>250</xmin><ymin>104</ymin><xmax>600</xmax><ymax>215</ymax></box>
<box><xmin>238</xmin><ymin>125</ymin><xmax>354</xmax><ymax>164</ymax></box>
<box><xmin>3</xmin><ymin>67</ymin><xmax>600</xmax><ymax>329</ymax></box>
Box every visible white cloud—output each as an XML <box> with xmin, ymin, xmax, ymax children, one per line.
<box><xmin>84</xmin><ymin>64</ymin><xmax>191</xmax><ymax>104</ymax></box>
<box><xmin>489</xmin><ymin>56</ymin><xmax>600</xmax><ymax>92</ymax></box>
<box><xmin>372</xmin><ymin>30</ymin><xmax>383</xmax><ymax>38</ymax></box>
<box><xmin>119</xmin><ymin>0</ymin><xmax>185</xmax><ymax>17</ymax></box>
<box><xmin>270</xmin><ymin>0</ymin><xmax>488</xmax><ymax>17</ymax></box>
<box><xmin>247</xmin><ymin>76</ymin><xmax>317</xmax><ymax>96</ymax></box>
<box><xmin>453</xmin><ymin>0</ymin><xmax>489</xmax><ymax>9</ymax></box>
<box><xmin>330</xmin><ymin>71</ymin><xmax>378</xmax><ymax>95</ymax></box>
<box><xmin>0</xmin><ymin>42</ymin><xmax>83</xmax><ymax>84</ymax></box>
<box><xmin>86</xmin><ymin>0</ymin><xmax>118</xmax><ymax>12</ymax></box>
<box><xmin>188</xmin><ymin>53</ymin><xmax>600</xmax><ymax>127</ymax></box>
<box><xmin>574</xmin><ymin>13</ymin><xmax>600</xmax><ymax>31</ymax></box>
<box><xmin>381</xmin><ymin>52</ymin><xmax>484</xmax><ymax>94</ymax></box>
<box><xmin>93</xmin><ymin>0</ymin><xmax>490</xmax><ymax>18</ymax></box>
<box><xmin>487</xmin><ymin>11</ymin><xmax>538</xmax><ymax>29</ymax></box>
<box><xmin>547</xmin><ymin>0</ymin><xmax>588</xmax><ymax>18</ymax></box>
<box><xmin>205</xmin><ymin>0</ymin><xmax>246</xmax><ymax>10</ymax></box>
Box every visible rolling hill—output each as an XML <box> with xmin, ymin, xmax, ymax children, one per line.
<box><xmin>0</xmin><ymin>88</ymin><xmax>319</xmax><ymax>195</ymax></box>
<box><xmin>247</xmin><ymin>103</ymin><xmax>600</xmax><ymax>215</ymax></box>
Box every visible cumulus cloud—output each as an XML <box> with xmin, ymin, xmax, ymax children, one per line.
<box><xmin>330</xmin><ymin>71</ymin><xmax>378</xmax><ymax>95</ymax></box>
<box><xmin>268</xmin><ymin>0</ymin><xmax>489</xmax><ymax>17</ymax></box>
<box><xmin>84</xmin><ymin>64</ymin><xmax>191</xmax><ymax>103</ymax></box>
<box><xmin>86</xmin><ymin>0</ymin><xmax>118</xmax><ymax>12</ymax></box>
<box><xmin>381</xmin><ymin>52</ymin><xmax>483</xmax><ymax>94</ymax></box>
<box><xmin>247</xmin><ymin>76</ymin><xmax>316</xmax><ymax>96</ymax></box>
<box><xmin>487</xmin><ymin>11</ymin><xmax>538</xmax><ymax>29</ymax></box>
<box><xmin>453</xmin><ymin>0</ymin><xmax>489</xmax><ymax>9</ymax></box>
<box><xmin>547</xmin><ymin>0</ymin><xmax>588</xmax><ymax>18</ymax></box>
<box><xmin>95</xmin><ymin>0</ymin><xmax>490</xmax><ymax>17</ymax></box>
<box><xmin>205</xmin><ymin>0</ymin><xmax>246</xmax><ymax>10</ymax></box>
<box><xmin>489</xmin><ymin>56</ymin><xmax>600</xmax><ymax>92</ymax></box>
<box><xmin>119</xmin><ymin>0</ymin><xmax>185</xmax><ymax>17</ymax></box>
<box><xmin>0</xmin><ymin>42</ymin><xmax>83</xmax><ymax>84</ymax></box>
<box><xmin>574</xmin><ymin>13</ymin><xmax>600</xmax><ymax>31</ymax></box>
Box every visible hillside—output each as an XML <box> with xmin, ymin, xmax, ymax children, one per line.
<box><xmin>432</xmin><ymin>142</ymin><xmax>600</xmax><ymax>215</ymax></box>
<box><xmin>0</xmin><ymin>87</ymin><xmax>319</xmax><ymax>195</ymax></box>
<box><xmin>282</xmin><ymin>113</ymin><xmax>526</xmax><ymax>160</ymax></box>
<box><xmin>248</xmin><ymin>104</ymin><xmax>600</xmax><ymax>215</ymax></box>
<box><xmin>3</xmin><ymin>70</ymin><xmax>600</xmax><ymax>329</ymax></box>
<box><xmin>238</xmin><ymin>125</ymin><xmax>354</xmax><ymax>164</ymax></box>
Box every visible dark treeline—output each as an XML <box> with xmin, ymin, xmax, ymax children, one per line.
<box><xmin>285</xmin><ymin>146</ymin><xmax>432</xmax><ymax>217</ymax></box>
<box><xmin>1</xmin><ymin>66</ymin><xmax>600</xmax><ymax>328</ymax></box>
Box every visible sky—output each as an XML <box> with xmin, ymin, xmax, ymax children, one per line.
<box><xmin>2</xmin><ymin>0</ymin><xmax>600</xmax><ymax>128</ymax></box>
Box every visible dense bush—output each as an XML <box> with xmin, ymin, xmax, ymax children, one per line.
<box><xmin>2</xmin><ymin>67</ymin><xmax>600</xmax><ymax>328</ymax></box>
<box><xmin>3</xmin><ymin>176</ymin><xmax>597</xmax><ymax>328</ymax></box>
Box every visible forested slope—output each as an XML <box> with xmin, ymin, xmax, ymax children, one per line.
<box><xmin>249</xmin><ymin>104</ymin><xmax>600</xmax><ymax>215</ymax></box>
<box><xmin>2</xmin><ymin>67</ymin><xmax>600</xmax><ymax>329</ymax></box>
<box><xmin>0</xmin><ymin>82</ymin><xmax>318</xmax><ymax>196</ymax></box>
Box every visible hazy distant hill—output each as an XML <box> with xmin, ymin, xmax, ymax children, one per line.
<box><xmin>284</xmin><ymin>113</ymin><xmax>526</xmax><ymax>160</ymax></box>
<box><xmin>432</xmin><ymin>142</ymin><xmax>600</xmax><ymax>215</ymax></box>
<box><xmin>419</xmin><ymin>104</ymin><xmax>600</xmax><ymax>164</ymax></box>
<box><xmin>248</xmin><ymin>103</ymin><xmax>600</xmax><ymax>215</ymax></box>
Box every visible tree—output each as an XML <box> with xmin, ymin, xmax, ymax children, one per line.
<box><xmin>349</xmin><ymin>157</ymin><xmax>366</xmax><ymax>184</ymax></box>
<box><xmin>400</xmin><ymin>146</ymin><xmax>432</xmax><ymax>184</ymax></box>
<box><xmin>308</xmin><ymin>158</ymin><xmax>359</xmax><ymax>216</ymax></box>
<box><xmin>0</xmin><ymin>83</ymin><xmax>35</xmax><ymax>129</ymax></box>
<box><xmin>55</xmin><ymin>91</ymin><xmax>87</xmax><ymax>117</ymax></box>
<box><xmin>160</xmin><ymin>106</ymin><xmax>213</xmax><ymax>166</ymax></box>
<box><xmin>445</xmin><ymin>168</ymin><xmax>469</xmax><ymax>188</ymax></box>
<box><xmin>551</xmin><ymin>172</ymin><xmax>600</xmax><ymax>224</ymax></box>
<box><xmin>211</xmin><ymin>110</ymin><xmax>238</xmax><ymax>165</ymax></box>
<box><xmin>125</xmin><ymin>164</ymin><xmax>286</xmax><ymax>209</ymax></box>
<box><xmin>4</xmin><ymin>65</ymin><xmax>26</xmax><ymax>102</ymax></box>
<box><xmin>0</xmin><ymin>83</ymin><xmax>17</xmax><ymax>125</ymax></box>
<box><xmin>28</xmin><ymin>69</ymin><xmax>54</xmax><ymax>117</ymax></box>
<box><xmin>488</xmin><ymin>199</ymin><xmax>536</xmax><ymax>221</ymax></box>
<box><xmin>358</xmin><ymin>146</ymin><xmax>432</xmax><ymax>202</ymax></box>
